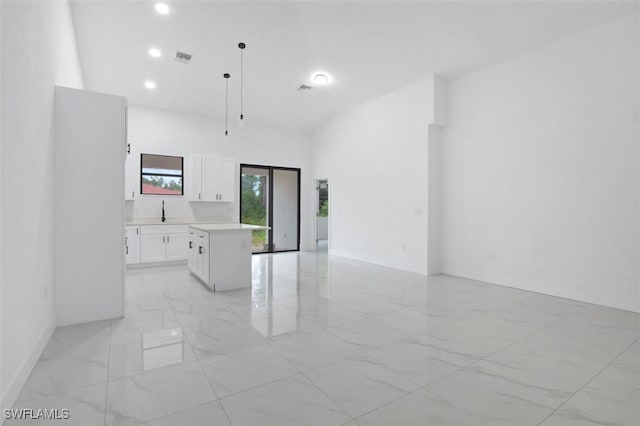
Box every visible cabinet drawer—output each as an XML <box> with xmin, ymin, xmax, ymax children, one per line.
<box><xmin>165</xmin><ymin>225</ymin><xmax>189</xmax><ymax>234</ymax></box>
<box><xmin>141</xmin><ymin>225</ymin><xmax>166</xmax><ymax>235</ymax></box>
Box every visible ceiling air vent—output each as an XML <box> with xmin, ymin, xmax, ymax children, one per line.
<box><xmin>175</xmin><ymin>51</ymin><xmax>193</xmax><ymax>64</ymax></box>
<box><xmin>298</xmin><ymin>84</ymin><xmax>312</xmax><ymax>91</ymax></box>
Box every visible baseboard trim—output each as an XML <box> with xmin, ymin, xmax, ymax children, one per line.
<box><xmin>0</xmin><ymin>325</ymin><xmax>54</xmax><ymax>415</ymax></box>
<box><xmin>328</xmin><ymin>249</ymin><xmax>428</xmax><ymax>276</ymax></box>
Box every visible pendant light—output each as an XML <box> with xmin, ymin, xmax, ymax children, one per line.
<box><xmin>223</xmin><ymin>73</ymin><xmax>230</xmax><ymax>137</ymax></box>
<box><xmin>238</xmin><ymin>42</ymin><xmax>246</xmax><ymax>127</ymax></box>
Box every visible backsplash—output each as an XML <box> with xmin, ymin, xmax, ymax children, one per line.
<box><xmin>125</xmin><ymin>197</ymin><xmax>236</xmax><ymax>224</ymax></box>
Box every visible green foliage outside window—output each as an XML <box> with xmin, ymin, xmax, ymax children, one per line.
<box><xmin>241</xmin><ymin>174</ymin><xmax>267</xmax><ymax>246</ymax></box>
<box><xmin>319</xmin><ymin>200</ymin><xmax>329</xmax><ymax>217</ymax></box>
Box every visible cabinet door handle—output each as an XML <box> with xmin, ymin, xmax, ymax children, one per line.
<box><xmin>199</xmin><ymin>193</ymin><xmax>201</xmax><ymax>200</ymax></box>
<box><xmin>167</xmin><ymin>236</ymin><xmax>170</xmax><ymax>243</ymax></box>
<box><xmin>132</xmin><ymin>191</ymin><xmax>134</xmax><ymax>199</ymax></box>
<box><xmin>189</xmin><ymin>241</ymin><xmax>192</xmax><ymax>249</ymax></box>
<box><xmin>162</xmin><ymin>236</ymin><xmax>165</xmax><ymax>243</ymax></box>
<box><xmin>199</xmin><ymin>246</ymin><xmax>203</xmax><ymax>254</ymax></box>
<box><xmin>126</xmin><ymin>246</ymin><xmax>128</xmax><ymax>255</ymax></box>
<box><xmin>136</xmin><ymin>228</ymin><xmax>139</xmax><ymax>235</ymax></box>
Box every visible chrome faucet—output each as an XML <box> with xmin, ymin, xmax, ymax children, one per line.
<box><xmin>162</xmin><ymin>200</ymin><xmax>166</xmax><ymax>222</ymax></box>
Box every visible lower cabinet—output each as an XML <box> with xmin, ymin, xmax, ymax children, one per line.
<box><xmin>188</xmin><ymin>229</ymin><xmax>210</xmax><ymax>286</ymax></box>
<box><xmin>125</xmin><ymin>226</ymin><xmax>141</xmax><ymax>264</ymax></box>
<box><xmin>125</xmin><ymin>225</ymin><xmax>189</xmax><ymax>265</ymax></box>
<box><xmin>166</xmin><ymin>233</ymin><xmax>189</xmax><ymax>261</ymax></box>
<box><xmin>140</xmin><ymin>234</ymin><xmax>166</xmax><ymax>263</ymax></box>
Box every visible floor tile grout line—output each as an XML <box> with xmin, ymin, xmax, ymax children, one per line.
<box><xmin>139</xmin><ymin>400</ymin><xmax>221</xmax><ymax>426</ymax></box>
<box><xmin>421</xmin><ymin>388</ymin><xmax>493</xmax><ymax>426</ymax></box>
<box><xmin>155</xmin><ymin>276</ymin><xmax>234</xmax><ymax>425</ymax></box>
<box><xmin>13</xmin><ymin>379</ymin><xmax>111</xmax><ymax>405</ymax></box>
<box><xmin>161</xmin><ymin>279</ymin><xmax>234</xmax><ymax>426</ymax></box>
<box><xmin>298</xmin><ymin>369</ymin><xmax>355</xmax><ymax>421</ymax></box>
<box><xmin>253</xmin><ymin>338</ymin><xmax>354</xmax><ymax>421</ymax></box>
<box><xmin>535</xmin><ymin>338</ymin><xmax>638</xmax><ymax>426</ymax></box>
<box><xmin>194</xmin><ymin>358</ymin><xmax>236</xmax><ymax>426</ymax></box>
<box><xmin>416</xmin><ymin>299</ymin><xmax>600</xmax><ymax>419</ymax></box>
<box><xmin>345</xmin><ymin>381</ymin><xmax>490</xmax><ymax>426</ymax></box>
<box><xmin>103</xmin><ymin>320</ymin><xmax>113</xmax><ymax>426</ymax></box>
<box><xmin>213</xmin><ymin>370</ymin><xmax>301</xmax><ymax>403</ymax></box>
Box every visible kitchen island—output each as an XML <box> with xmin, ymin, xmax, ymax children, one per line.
<box><xmin>187</xmin><ymin>223</ymin><xmax>269</xmax><ymax>291</ymax></box>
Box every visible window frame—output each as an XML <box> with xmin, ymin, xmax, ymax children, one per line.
<box><xmin>139</xmin><ymin>153</ymin><xmax>185</xmax><ymax>196</ymax></box>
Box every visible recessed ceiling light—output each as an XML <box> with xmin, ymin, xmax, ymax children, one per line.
<box><xmin>148</xmin><ymin>48</ymin><xmax>162</xmax><ymax>58</ymax></box>
<box><xmin>144</xmin><ymin>80</ymin><xmax>157</xmax><ymax>90</ymax></box>
<box><xmin>155</xmin><ymin>3</ymin><xmax>170</xmax><ymax>15</ymax></box>
<box><xmin>311</xmin><ymin>71</ymin><xmax>331</xmax><ymax>85</ymax></box>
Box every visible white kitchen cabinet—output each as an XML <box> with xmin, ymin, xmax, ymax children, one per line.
<box><xmin>219</xmin><ymin>157</ymin><xmax>235</xmax><ymax>202</ymax></box>
<box><xmin>188</xmin><ymin>156</ymin><xmax>203</xmax><ymax>201</ymax></box>
<box><xmin>139</xmin><ymin>225</ymin><xmax>189</xmax><ymax>263</ymax></box>
<box><xmin>166</xmin><ymin>233</ymin><xmax>189</xmax><ymax>261</ymax></box>
<box><xmin>187</xmin><ymin>224</ymin><xmax>268</xmax><ymax>291</ymax></box>
<box><xmin>187</xmin><ymin>229</ymin><xmax>210</xmax><ymax>283</ymax></box>
<box><xmin>125</xmin><ymin>226</ymin><xmax>140</xmax><ymax>264</ymax></box>
<box><xmin>124</xmin><ymin>145</ymin><xmax>138</xmax><ymax>201</ymax></box>
<box><xmin>188</xmin><ymin>155</ymin><xmax>235</xmax><ymax>202</ymax></box>
<box><xmin>140</xmin><ymin>234</ymin><xmax>166</xmax><ymax>263</ymax></box>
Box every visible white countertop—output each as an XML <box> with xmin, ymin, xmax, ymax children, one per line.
<box><xmin>126</xmin><ymin>218</ymin><xmax>231</xmax><ymax>226</ymax></box>
<box><xmin>126</xmin><ymin>220</ymin><xmax>189</xmax><ymax>225</ymax></box>
<box><xmin>189</xmin><ymin>223</ymin><xmax>270</xmax><ymax>232</ymax></box>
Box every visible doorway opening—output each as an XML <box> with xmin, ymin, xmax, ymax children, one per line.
<box><xmin>316</xmin><ymin>179</ymin><xmax>329</xmax><ymax>252</ymax></box>
<box><xmin>240</xmin><ymin>164</ymin><xmax>301</xmax><ymax>254</ymax></box>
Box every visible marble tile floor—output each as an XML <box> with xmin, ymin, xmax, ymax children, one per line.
<box><xmin>9</xmin><ymin>252</ymin><xmax>639</xmax><ymax>426</ymax></box>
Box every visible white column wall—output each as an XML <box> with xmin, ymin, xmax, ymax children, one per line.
<box><xmin>312</xmin><ymin>77</ymin><xmax>436</xmax><ymax>275</ymax></box>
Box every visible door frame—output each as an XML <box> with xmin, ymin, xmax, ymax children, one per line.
<box><xmin>240</xmin><ymin>164</ymin><xmax>301</xmax><ymax>253</ymax></box>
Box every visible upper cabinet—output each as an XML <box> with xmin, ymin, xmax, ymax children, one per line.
<box><xmin>188</xmin><ymin>155</ymin><xmax>235</xmax><ymax>202</ymax></box>
<box><xmin>124</xmin><ymin>145</ymin><xmax>137</xmax><ymax>200</ymax></box>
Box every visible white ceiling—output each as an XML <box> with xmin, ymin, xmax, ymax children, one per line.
<box><xmin>70</xmin><ymin>1</ymin><xmax>636</xmax><ymax>132</ymax></box>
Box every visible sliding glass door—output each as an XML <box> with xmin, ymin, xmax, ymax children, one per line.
<box><xmin>240</xmin><ymin>164</ymin><xmax>300</xmax><ymax>254</ymax></box>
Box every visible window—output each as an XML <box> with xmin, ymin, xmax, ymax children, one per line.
<box><xmin>140</xmin><ymin>154</ymin><xmax>184</xmax><ymax>195</ymax></box>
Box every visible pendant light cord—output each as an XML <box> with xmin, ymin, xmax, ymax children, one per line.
<box><xmin>225</xmin><ymin>77</ymin><xmax>229</xmax><ymax>134</ymax></box>
<box><xmin>240</xmin><ymin>48</ymin><xmax>244</xmax><ymax>120</ymax></box>
<box><xmin>223</xmin><ymin>73</ymin><xmax>230</xmax><ymax>136</ymax></box>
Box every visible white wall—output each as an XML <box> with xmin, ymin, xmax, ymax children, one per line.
<box><xmin>127</xmin><ymin>105</ymin><xmax>315</xmax><ymax>250</ymax></box>
<box><xmin>312</xmin><ymin>77</ymin><xmax>436</xmax><ymax>275</ymax></box>
<box><xmin>1</xmin><ymin>0</ymin><xmax>84</xmax><ymax>411</ymax></box>
<box><xmin>441</xmin><ymin>15</ymin><xmax>639</xmax><ymax>312</ymax></box>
